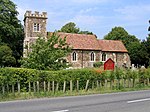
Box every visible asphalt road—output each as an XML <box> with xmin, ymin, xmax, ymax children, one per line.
<box><xmin>1</xmin><ymin>90</ymin><xmax>150</xmax><ymax>112</ymax></box>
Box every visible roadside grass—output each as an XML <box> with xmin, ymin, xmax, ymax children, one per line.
<box><xmin>0</xmin><ymin>85</ymin><xmax>150</xmax><ymax>102</ymax></box>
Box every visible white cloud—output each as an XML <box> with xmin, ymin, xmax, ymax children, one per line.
<box><xmin>71</xmin><ymin>0</ymin><xmax>112</xmax><ymax>4</ymax></box>
<box><xmin>17</xmin><ymin>7</ymin><xmax>26</xmax><ymax>23</ymax></box>
<box><xmin>68</xmin><ymin>15</ymin><xmax>99</xmax><ymax>26</ymax></box>
<box><xmin>115</xmin><ymin>4</ymin><xmax>150</xmax><ymax>21</ymax></box>
<box><xmin>79</xmin><ymin>7</ymin><xmax>98</xmax><ymax>14</ymax></box>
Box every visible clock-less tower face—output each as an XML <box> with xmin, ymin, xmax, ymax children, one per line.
<box><xmin>24</xmin><ymin>11</ymin><xmax>47</xmax><ymax>38</ymax></box>
<box><xmin>23</xmin><ymin>11</ymin><xmax>47</xmax><ymax>57</ymax></box>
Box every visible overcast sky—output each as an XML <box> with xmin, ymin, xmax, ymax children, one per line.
<box><xmin>12</xmin><ymin>0</ymin><xmax>150</xmax><ymax>40</ymax></box>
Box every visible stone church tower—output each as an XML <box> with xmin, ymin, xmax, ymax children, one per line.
<box><xmin>23</xmin><ymin>11</ymin><xmax>47</xmax><ymax>57</ymax></box>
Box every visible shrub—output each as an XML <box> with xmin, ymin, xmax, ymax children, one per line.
<box><xmin>93</xmin><ymin>62</ymin><xmax>103</xmax><ymax>68</ymax></box>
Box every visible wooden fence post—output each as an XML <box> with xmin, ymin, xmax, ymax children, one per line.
<box><xmin>110</xmin><ymin>80</ymin><xmax>113</xmax><ymax>89</ymax></box>
<box><xmin>85</xmin><ymin>80</ymin><xmax>89</xmax><ymax>91</ymax></box>
<box><xmin>105</xmin><ymin>80</ymin><xmax>107</xmax><ymax>88</ymax></box>
<box><xmin>92</xmin><ymin>81</ymin><xmax>94</xmax><ymax>89</ymax></box>
<box><xmin>63</xmin><ymin>81</ymin><xmax>66</xmax><ymax>93</ymax></box>
<box><xmin>96</xmin><ymin>80</ymin><xmax>99</xmax><ymax>89</ymax></box>
<box><xmin>29</xmin><ymin>82</ymin><xmax>31</xmax><ymax>93</ymax></box>
<box><xmin>123</xmin><ymin>79</ymin><xmax>126</xmax><ymax>88</ymax></box>
<box><xmin>6</xmin><ymin>84</ymin><xmax>9</xmax><ymax>92</ymax></box>
<box><xmin>12</xmin><ymin>84</ymin><xmax>15</xmax><ymax>94</ymax></box>
<box><xmin>117</xmin><ymin>79</ymin><xmax>120</xmax><ymax>89</ymax></box>
<box><xmin>37</xmin><ymin>81</ymin><xmax>39</xmax><ymax>92</ymax></box>
<box><xmin>48</xmin><ymin>81</ymin><xmax>50</xmax><ymax>92</ymax></box>
<box><xmin>2</xmin><ymin>85</ymin><xmax>5</xmax><ymax>94</ymax></box>
<box><xmin>17</xmin><ymin>82</ymin><xmax>20</xmax><ymax>94</ymax></box>
<box><xmin>70</xmin><ymin>80</ymin><xmax>73</xmax><ymax>92</ymax></box>
<box><xmin>44</xmin><ymin>81</ymin><xmax>46</xmax><ymax>92</ymax></box>
<box><xmin>56</xmin><ymin>82</ymin><xmax>59</xmax><ymax>91</ymax></box>
<box><xmin>52</xmin><ymin>81</ymin><xmax>55</xmax><ymax>93</ymax></box>
<box><xmin>77</xmin><ymin>80</ymin><xmax>79</xmax><ymax>92</ymax></box>
<box><xmin>33</xmin><ymin>82</ymin><xmax>36</xmax><ymax>93</ymax></box>
<box><xmin>147</xmin><ymin>78</ymin><xmax>149</xmax><ymax>86</ymax></box>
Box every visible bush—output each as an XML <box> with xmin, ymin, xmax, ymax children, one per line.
<box><xmin>93</xmin><ymin>62</ymin><xmax>103</xmax><ymax>68</ymax></box>
<box><xmin>0</xmin><ymin>67</ymin><xmax>150</xmax><ymax>93</ymax></box>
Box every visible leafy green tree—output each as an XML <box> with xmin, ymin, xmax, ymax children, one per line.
<box><xmin>58</xmin><ymin>22</ymin><xmax>80</xmax><ymax>33</ymax></box>
<box><xmin>79</xmin><ymin>31</ymin><xmax>93</xmax><ymax>35</ymax></box>
<box><xmin>104</xmin><ymin>26</ymin><xmax>141</xmax><ymax>65</ymax></box>
<box><xmin>58</xmin><ymin>22</ymin><xmax>93</xmax><ymax>35</ymax></box>
<box><xmin>0</xmin><ymin>45</ymin><xmax>16</xmax><ymax>67</ymax></box>
<box><xmin>104</xmin><ymin>27</ymin><xmax>139</xmax><ymax>47</ymax></box>
<box><xmin>141</xmin><ymin>36</ymin><xmax>150</xmax><ymax>67</ymax></box>
<box><xmin>127</xmin><ymin>41</ymin><xmax>148</xmax><ymax>66</ymax></box>
<box><xmin>20</xmin><ymin>33</ymin><xmax>71</xmax><ymax>70</ymax></box>
<box><xmin>148</xmin><ymin>20</ymin><xmax>150</xmax><ymax>33</ymax></box>
<box><xmin>0</xmin><ymin>0</ymin><xmax>24</xmax><ymax>66</ymax></box>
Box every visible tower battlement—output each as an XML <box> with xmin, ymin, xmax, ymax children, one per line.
<box><xmin>24</xmin><ymin>11</ymin><xmax>47</xmax><ymax>19</ymax></box>
<box><xmin>23</xmin><ymin>11</ymin><xmax>47</xmax><ymax>57</ymax></box>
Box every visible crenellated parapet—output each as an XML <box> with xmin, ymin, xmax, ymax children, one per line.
<box><xmin>24</xmin><ymin>11</ymin><xmax>47</xmax><ymax>19</ymax></box>
<box><xmin>23</xmin><ymin>11</ymin><xmax>48</xmax><ymax>57</ymax></box>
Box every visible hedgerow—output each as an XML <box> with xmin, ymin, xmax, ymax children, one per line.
<box><xmin>0</xmin><ymin>67</ymin><xmax>150</xmax><ymax>93</ymax></box>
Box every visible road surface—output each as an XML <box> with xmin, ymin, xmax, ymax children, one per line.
<box><xmin>0</xmin><ymin>90</ymin><xmax>150</xmax><ymax>112</ymax></box>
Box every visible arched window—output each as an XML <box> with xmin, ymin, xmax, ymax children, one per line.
<box><xmin>72</xmin><ymin>52</ymin><xmax>77</xmax><ymax>61</ymax></box>
<box><xmin>90</xmin><ymin>52</ymin><xmax>95</xmax><ymax>61</ymax></box>
<box><xmin>102</xmin><ymin>53</ymin><xmax>106</xmax><ymax>61</ymax></box>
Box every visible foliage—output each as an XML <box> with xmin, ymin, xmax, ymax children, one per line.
<box><xmin>0</xmin><ymin>67</ymin><xmax>150</xmax><ymax>94</ymax></box>
<box><xmin>127</xmin><ymin>41</ymin><xmax>146</xmax><ymax>66</ymax></box>
<box><xmin>58</xmin><ymin>22</ymin><xmax>80</xmax><ymax>33</ymax></box>
<box><xmin>93</xmin><ymin>62</ymin><xmax>103</xmax><ymax>68</ymax></box>
<box><xmin>103</xmin><ymin>26</ymin><xmax>145</xmax><ymax>66</ymax></box>
<box><xmin>58</xmin><ymin>22</ymin><xmax>93</xmax><ymax>35</ymax></box>
<box><xmin>20</xmin><ymin>33</ymin><xmax>71</xmax><ymax>70</ymax></box>
<box><xmin>79</xmin><ymin>31</ymin><xmax>93</xmax><ymax>35</ymax></box>
<box><xmin>104</xmin><ymin>27</ymin><xmax>139</xmax><ymax>46</ymax></box>
<box><xmin>0</xmin><ymin>45</ymin><xmax>16</xmax><ymax>67</ymax></box>
<box><xmin>148</xmin><ymin>20</ymin><xmax>150</xmax><ymax>34</ymax></box>
<box><xmin>140</xmin><ymin>36</ymin><xmax>150</xmax><ymax>67</ymax></box>
<box><xmin>0</xmin><ymin>0</ymin><xmax>24</xmax><ymax>67</ymax></box>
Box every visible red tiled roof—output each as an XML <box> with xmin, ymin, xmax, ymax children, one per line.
<box><xmin>47</xmin><ymin>32</ymin><xmax>101</xmax><ymax>50</ymax></box>
<box><xmin>98</xmin><ymin>40</ymin><xmax>128</xmax><ymax>53</ymax></box>
<box><xmin>47</xmin><ymin>32</ymin><xmax>128</xmax><ymax>52</ymax></box>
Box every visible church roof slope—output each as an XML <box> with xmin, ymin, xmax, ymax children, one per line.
<box><xmin>47</xmin><ymin>32</ymin><xmax>101</xmax><ymax>50</ymax></box>
<box><xmin>98</xmin><ymin>40</ymin><xmax>128</xmax><ymax>53</ymax></box>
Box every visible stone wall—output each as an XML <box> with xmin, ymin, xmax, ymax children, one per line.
<box><xmin>23</xmin><ymin>11</ymin><xmax>47</xmax><ymax>57</ymax></box>
<box><xmin>67</xmin><ymin>50</ymin><xmax>131</xmax><ymax>68</ymax></box>
<box><xmin>24</xmin><ymin>11</ymin><xmax>47</xmax><ymax>38</ymax></box>
<box><xmin>105</xmin><ymin>52</ymin><xmax>131</xmax><ymax>68</ymax></box>
<box><xmin>66</xmin><ymin>50</ymin><xmax>101</xmax><ymax>68</ymax></box>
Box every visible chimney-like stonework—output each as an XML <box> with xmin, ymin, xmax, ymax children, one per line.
<box><xmin>23</xmin><ymin>11</ymin><xmax>47</xmax><ymax>57</ymax></box>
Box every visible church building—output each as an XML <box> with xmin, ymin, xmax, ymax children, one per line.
<box><xmin>23</xmin><ymin>11</ymin><xmax>131</xmax><ymax>68</ymax></box>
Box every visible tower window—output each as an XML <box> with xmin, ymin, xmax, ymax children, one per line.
<box><xmin>102</xmin><ymin>53</ymin><xmax>106</xmax><ymax>61</ymax></box>
<box><xmin>90</xmin><ymin>52</ymin><xmax>95</xmax><ymax>61</ymax></box>
<box><xmin>72</xmin><ymin>52</ymin><xmax>77</xmax><ymax>62</ymax></box>
<box><xmin>33</xmin><ymin>23</ymin><xmax>40</xmax><ymax>32</ymax></box>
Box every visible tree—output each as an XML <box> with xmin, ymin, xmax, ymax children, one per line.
<box><xmin>148</xmin><ymin>20</ymin><xmax>150</xmax><ymax>33</ymax></box>
<box><xmin>0</xmin><ymin>45</ymin><xmax>16</xmax><ymax>67</ymax></box>
<box><xmin>58</xmin><ymin>22</ymin><xmax>80</xmax><ymax>33</ymax></box>
<box><xmin>20</xmin><ymin>33</ymin><xmax>71</xmax><ymax>70</ymax></box>
<box><xmin>104</xmin><ymin>27</ymin><xmax>139</xmax><ymax>47</ymax></box>
<box><xmin>79</xmin><ymin>31</ymin><xmax>93</xmax><ymax>35</ymax></box>
<box><xmin>127</xmin><ymin>41</ymin><xmax>148</xmax><ymax>67</ymax></box>
<box><xmin>141</xmin><ymin>36</ymin><xmax>150</xmax><ymax>67</ymax></box>
<box><xmin>58</xmin><ymin>22</ymin><xmax>93</xmax><ymax>35</ymax></box>
<box><xmin>104</xmin><ymin>26</ymin><xmax>141</xmax><ymax>65</ymax></box>
<box><xmin>0</xmin><ymin>0</ymin><xmax>24</xmax><ymax>66</ymax></box>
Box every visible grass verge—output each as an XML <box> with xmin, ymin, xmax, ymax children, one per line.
<box><xmin>0</xmin><ymin>85</ymin><xmax>150</xmax><ymax>102</ymax></box>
